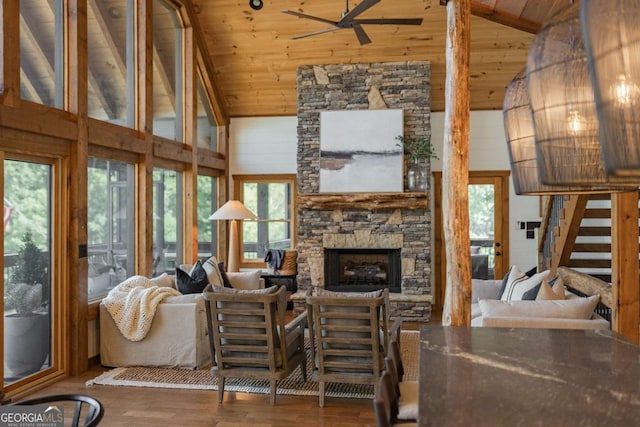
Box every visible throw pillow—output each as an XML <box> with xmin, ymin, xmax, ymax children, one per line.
<box><xmin>226</xmin><ymin>270</ymin><xmax>262</xmax><ymax>290</ymax></box>
<box><xmin>497</xmin><ymin>266</ymin><xmax>516</xmax><ymax>300</ymax></box>
<box><xmin>150</xmin><ymin>272</ymin><xmax>175</xmax><ymax>289</ymax></box>
<box><xmin>176</xmin><ymin>260</ymin><xmax>209</xmax><ymax>294</ymax></box>
<box><xmin>202</xmin><ymin>256</ymin><xmax>225</xmax><ymax>287</ymax></box>
<box><xmin>500</xmin><ymin>266</ymin><xmax>549</xmax><ymax>301</ymax></box>
<box><xmin>479</xmin><ymin>294</ymin><xmax>600</xmax><ymax>320</ymax></box>
<box><xmin>536</xmin><ymin>277</ymin><xmax>565</xmax><ymax>301</ymax></box>
<box><xmin>217</xmin><ymin>262</ymin><xmax>234</xmax><ymax>288</ymax></box>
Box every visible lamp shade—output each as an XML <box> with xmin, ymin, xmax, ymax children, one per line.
<box><xmin>526</xmin><ymin>2</ymin><xmax>638</xmax><ymax>189</ymax></box>
<box><xmin>208</xmin><ymin>200</ymin><xmax>257</xmax><ymax>220</ymax></box>
<box><xmin>503</xmin><ymin>68</ymin><xmax>605</xmax><ymax>195</ymax></box>
<box><xmin>581</xmin><ymin>0</ymin><xmax>640</xmax><ymax>177</ymax></box>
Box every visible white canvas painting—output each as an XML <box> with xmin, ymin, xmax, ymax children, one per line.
<box><xmin>319</xmin><ymin>109</ymin><xmax>404</xmax><ymax>193</ymax></box>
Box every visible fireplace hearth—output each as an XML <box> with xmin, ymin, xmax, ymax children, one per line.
<box><xmin>324</xmin><ymin>248</ymin><xmax>401</xmax><ymax>293</ymax></box>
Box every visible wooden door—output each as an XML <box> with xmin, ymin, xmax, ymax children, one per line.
<box><xmin>433</xmin><ymin>170</ymin><xmax>510</xmax><ymax>314</ymax></box>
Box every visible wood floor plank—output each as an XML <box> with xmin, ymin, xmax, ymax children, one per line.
<box><xmin>13</xmin><ymin>321</ymin><xmax>424</xmax><ymax>426</ymax></box>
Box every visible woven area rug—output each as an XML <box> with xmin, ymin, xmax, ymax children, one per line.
<box><xmin>87</xmin><ymin>330</ymin><xmax>419</xmax><ymax>399</ymax></box>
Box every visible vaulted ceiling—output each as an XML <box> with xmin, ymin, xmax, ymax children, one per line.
<box><xmin>193</xmin><ymin>0</ymin><xmax>565</xmax><ymax>118</ymax></box>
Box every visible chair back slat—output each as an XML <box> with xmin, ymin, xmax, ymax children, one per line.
<box><xmin>203</xmin><ymin>285</ymin><xmax>308</xmax><ymax>405</ymax></box>
<box><xmin>306</xmin><ymin>288</ymin><xmax>389</xmax><ymax>407</ymax></box>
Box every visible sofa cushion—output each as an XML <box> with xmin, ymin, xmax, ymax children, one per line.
<box><xmin>176</xmin><ymin>260</ymin><xmax>209</xmax><ymax>294</ymax></box>
<box><xmin>479</xmin><ymin>294</ymin><xmax>600</xmax><ymax>320</ymax></box>
<box><xmin>227</xmin><ymin>270</ymin><xmax>262</xmax><ymax>290</ymax></box>
<box><xmin>202</xmin><ymin>256</ymin><xmax>225</xmax><ymax>287</ymax></box>
<box><xmin>150</xmin><ymin>273</ymin><xmax>175</xmax><ymax>289</ymax></box>
<box><xmin>536</xmin><ymin>277</ymin><xmax>565</xmax><ymax>301</ymax></box>
<box><xmin>500</xmin><ymin>266</ymin><xmax>549</xmax><ymax>301</ymax></box>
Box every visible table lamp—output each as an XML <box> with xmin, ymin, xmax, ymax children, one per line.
<box><xmin>209</xmin><ymin>200</ymin><xmax>257</xmax><ymax>272</ymax></box>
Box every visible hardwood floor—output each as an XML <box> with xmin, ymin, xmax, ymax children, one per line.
<box><xmin>13</xmin><ymin>321</ymin><xmax>427</xmax><ymax>427</ymax></box>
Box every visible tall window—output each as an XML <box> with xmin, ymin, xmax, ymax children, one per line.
<box><xmin>152</xmin><ymin>0</ymin><xmax>183</xmax><ymax>141</ymax></box>
<box><xmin>197</xmin><ymin>175</ymin><xmax>218</xmax><ymax>259</ymax></box>
<box><xmin>3</xmin><ymin>159</ymin><xmax>53</xmax><ymax>386</ymax></box>
<box><xmin>196</xmin><ymin>78</ymin><xmax>218</xmax><ymax>151</ymax></box>
<box><xmin>20</xmin><ymin>0</ymin><xmax>64</xmax><ymax>108</ymax></box>
<box><xmin>235</xmin><ymin>175</ymin><xmax>296</xmax><ymax>268</ymax></box>
<box><xmin>87</xmin><ymin>158</ymin><xmax>135</xmax><ymax>300</ymax></box>
<box><xmin>87</xmin><ymin>0</ymin><xmax>133</xmax><ymax>126</ymax></box>
<box><xmin>153</xmin><ymin>168</ymin><xmax>183</xmax><ymax>276</ymax></box>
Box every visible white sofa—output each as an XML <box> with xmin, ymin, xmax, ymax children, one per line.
<box><xmin>100</xmin><ymin>268</ymin><xmax>263</xmax><ymax>369</ymax></box>
<box><xmin>470</xmin><ymin>278</ymin><xmax>610</xmax><ymax>330</ymax></box>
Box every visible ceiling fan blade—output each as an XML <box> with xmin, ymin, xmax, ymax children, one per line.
<box><xmin>339</xmin><ymin>0</ymin><xmax>381</xmax><ymax>23</ymax></box>
<box><xmin>352</xmin><ymin>24</ymin><xmax>371</xmax><ymax>45</ymax></box>
<box><xmin>291</xmin><ymin>27</ymin><xmax>342</xmax><ymax>40</ymax></box>
<box><xmin>354</xmin><ymin>18</ymin><xmax>424</xmax><ymax>25</ymax></box>
<box><xmin>282</xmin><ymin>10</ymin><xmax>338</xmax><ymax>26</ymax></box>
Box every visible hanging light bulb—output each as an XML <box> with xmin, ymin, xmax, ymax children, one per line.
<box><xmin>582</xmin><ymin>0</ymin><xmax>640</xmax><ymax>177</ymax></box>
<box><xmin>526</xmin><ymin>2</ymin><xmax>637</xmax><ymax>189</ymax></box>
<box><xmin>567</xmin><ymin>109</ymin><xmax>587</xmax><ymax>135</ymax></box>
<box><xmin>611</xmin><ymin>74</ymin><xmax>640</xmax><ymax>106</ymax></box>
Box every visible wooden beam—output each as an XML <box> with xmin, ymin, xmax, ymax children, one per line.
<box><xmin>611</xmin><ymin>191</ymin><xmax>640</xmax><ymax>344</ymax></box>
<box><xmin>67</xmin><ymin>0</ymin><xmax>89</xmax><ymax>377</ymax></box>
<box><xmin>1</xmin><ymin>0</ymin><xmax>20</xmax><ymax>105</ymax></box>
<box><xmin>557</xmin><ymin>267</ymin><xmax>613</xmax><ymax>309</ymax></box>
<box><xmin>297</xmin><ymin>193</ymin><xmax>428</xmax><ymax>211</ymax></box>
<box><xmin>442</xmin><ymin>0</ymin><xmax>471</xmax><ymax>327</ymax></box>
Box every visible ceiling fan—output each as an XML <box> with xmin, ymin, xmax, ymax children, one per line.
<box><xmin>282</xmin><ymin>0</ymin><xmax>423</xmax><ymax>45</ymax></box>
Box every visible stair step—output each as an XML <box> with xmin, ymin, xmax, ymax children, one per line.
<box><xmin>587</xmin><ymin>194</ymin><xmax>612</xmax><ymax>200</ymax></box>
<box><xmin>568</xmin><ymin>259</ymin><xmax>612</xmax><ymax>269</ymax></box>
<box><xmin>583</xmin><ymin>208</ymin><xmax>611</xmax><ymax>219</ymax></box>
<box><xmin>573</xmin><ymin>243</ymin><xmax>611</xmax><ymax>252</ymax></box>
<box><xmin>577</xmin><ymin>226</ymin><xmax>612</xmax><ymax>236</ymax></box>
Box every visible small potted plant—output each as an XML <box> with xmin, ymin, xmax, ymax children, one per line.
<box><xmin>4</xmin><ymin>231</ymin><xmax>50</xmax><ymax>377</ymax></box>
<box><xmin>396</xmin><ymin>135</ymin><xmax>438</xmax><ymax>191</ymax></box>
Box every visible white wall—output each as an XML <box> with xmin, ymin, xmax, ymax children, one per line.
<box><xmin>229</xmin><ymin>111</ymin><xmax>540</xmax><ymax>271</ymax></box>
<box><xmin>229</xmin><ymin>117</ymin><xmax>298</xmax><ymax>197</ymax></box>
<box><xmin>430</xmin><ymin>111</ymin><xmax>540</xmax><ymax>270</ymax></box>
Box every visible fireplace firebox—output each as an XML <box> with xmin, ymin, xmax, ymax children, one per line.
<box><xmin>324</xmin><ymin>248</ymin><xmax>401</xmax><ymax>293</ymax></box>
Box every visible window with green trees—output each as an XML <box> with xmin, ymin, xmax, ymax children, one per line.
<box><xmin>87</xmin><ymin>158</ymin><xmax>134</xmax><ymax>299</ymax></box>
<box><xmin>236</xmin><ymin>175</ymin><xmax>296</xmax><ymax>267</ymax></box>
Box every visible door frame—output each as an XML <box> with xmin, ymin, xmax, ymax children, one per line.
<box><xmin>433</xmin><ymin>170</ymin><xmax>510</xmax><ymax>314</ymax></box>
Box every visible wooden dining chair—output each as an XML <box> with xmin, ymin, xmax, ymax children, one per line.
<box><xmin>373</xmin><ymin>371</ymin><xmax>418</xmax><ymax>427</ymax></box>
<box><xmin>385</xmin><ymin>340</ymin><xmax>418</xmax><ymax>422</ymax></box>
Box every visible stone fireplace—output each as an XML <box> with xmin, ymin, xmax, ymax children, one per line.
<box><xmin>295</xmin><ymin>61</ymin><xmax>432</xmax><ymax>320</ymax></box>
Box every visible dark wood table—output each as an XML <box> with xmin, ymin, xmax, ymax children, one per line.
<box><xmin>419</xmin><ymin>326</ymin><xmax>640</xmax><ymax>426</ymax></box>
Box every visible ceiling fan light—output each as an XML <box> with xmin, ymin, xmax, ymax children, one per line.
<box><xmin>582</xmin><ymin>0</ymin><xmax>640</xmax><ymax>176</ymax></box>
<box><xmin>526</xmin><ymin>2</ymin><xmax>638</xmax><ymax>189</ymax></box>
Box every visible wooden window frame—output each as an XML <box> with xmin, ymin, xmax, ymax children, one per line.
<box><xmin>233</xmin><ymin>174</ymin><xmax>297</xmax><ymax>270</ymax></box>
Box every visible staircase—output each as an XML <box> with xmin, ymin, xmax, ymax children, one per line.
<box><xmin>540</xmin><ymin>193</ymin><xmax>630</xmax><ymax>284</ymax></box>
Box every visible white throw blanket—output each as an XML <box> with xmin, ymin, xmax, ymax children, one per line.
<box><xmin>103</xmin><ymin>275</ymin><xmax>181</xmax><ymax>342</ymax></box>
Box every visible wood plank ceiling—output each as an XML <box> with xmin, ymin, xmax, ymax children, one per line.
<box><xmin>193</xmin><ymin>0</ymin><xmax>564</xmax><ymax>118</ymax></box>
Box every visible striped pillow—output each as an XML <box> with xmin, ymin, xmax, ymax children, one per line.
<box><xmin>500</xmin><ymin>266</ymin><xmax>549</xmax><ymax>301</ymax></box>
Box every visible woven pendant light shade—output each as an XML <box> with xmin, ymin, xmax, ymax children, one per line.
<box><xmin>526</xmin><ymin>2</ymin><xmax>637</xmax><ymax>189</ymax></box>
<box><xmin>503</xmin><ymin>68</ymin><xmax>606</xmax><ymax>195</ymax></box>
<box><xmin>581</xmin><ymin>0</ymin><xmax>640</xmax><ymax>177</ymax></box>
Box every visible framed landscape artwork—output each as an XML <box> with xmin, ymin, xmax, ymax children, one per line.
<box><xmin>319</xmin><ymin>109</ymin><xmax>404</xmax><ymax>193</ymax></box>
